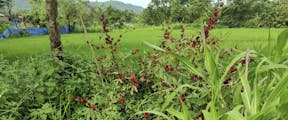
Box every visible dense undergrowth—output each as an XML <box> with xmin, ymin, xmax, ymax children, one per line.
<box><xmin>1</xmin><ymin>3</ymin><xmax>288</xmax><ymax>120</ymax></box>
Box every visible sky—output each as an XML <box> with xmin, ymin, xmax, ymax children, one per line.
<box><xmin>90</xmin><ymin>0</ymin><xmax>151</xmax><ymax>8</ymax></box>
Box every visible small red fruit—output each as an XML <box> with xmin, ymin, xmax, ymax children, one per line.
<box><xmin>163</xmin><ymin>82</ymin><xmax>170</xmax><ymax>87</ymax></box>
<box><xmin>166</xmin><ymin>46</ymin><xmax>171</xmax><ymax>51</ymax></box>
<box><xmin>118</xmin><ymin>71</ymin><xmax>123</xmax><ymax>79</ymax></box>
<box><xmin>160</xmin><ymin>78</ymin><xmax>163</xmax><ymax>82</ymax></box>
<box><xmin>220</xmin><ymin>2</ymin><xmax>224</xmax><ymax>7</ymax></box>
<box><xmin>130</xmin><ymin>74</ymin><xmax>138</xmax><ymax>83</ymax></box>
<box><xmin>133</xmin><ymin>83</ymin><xmax>140</xmax><ymax>88</ymax></box>
<box><xmin>81</xmin><ymin>98</ymin><xmax>88</xmax><ymax>103</ymax></box>
<box><xmin>214</xmin><ymin>9</ymin><xmax>219</xmax><ymax>17</ymax></box>
<box><xmin>180</xmin><ymin>95</ymin><xmax>186</xmax><ymax>102</ymax></box>
<box><xmin>239</xmin><ymin>59</ymin><xmax>246</xmax><ymax>65</ymax></box>
<box><xmin>118</xmin><ymin>98</ymin><xmax>126</xmax><ymax>104</ymax></box>
<box><xmin>230</xmin><ymin>67</ymin><xmax>237</xmax><ymax>73</ymax></box>
<box><xmin>164</xmin><ymin>65</ymin><xmax>170</xmax><ymax>72</ymax></box>
<box><xmin>170</xmin><ymin>67</ymin><xmax>174</xmax><ymax>71</ymax></box>
<box><xmin>90</xmin><ymin>105</ymin><xmax>96</xmax><ymax>111</ymax></box>
<box><xmin>144</xmin><ymin>112</ymin><xmax>150</xmax><ymax>119</ymax></box>
<box><xmin>197</xmin><ymin>113</ymin><xmax>204</xmax><ymax>120</ymax></box>
<box><xmin>170</xmin><ymin>38</ymin><xmax>175</xmax><ymax>43</ymax></box>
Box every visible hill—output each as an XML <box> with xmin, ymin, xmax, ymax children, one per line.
<box><xmin>90</xmin><ymin>0</ymin><xmax>144</xmax><ymax>14</ymax></box>
<box><xmin>12</xmin><ymin>0</ymin><xmax>144</xmax><ymax>13</ymax></box>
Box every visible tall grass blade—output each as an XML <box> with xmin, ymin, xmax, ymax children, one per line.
<box><xmin>262</xmin><ymin>73</ymin><xmax>288</xmax><ymax>111</ymax></box>
<box><xmin>170</xmin><ymin>53</ymin><xmax>205</xmax><ymax>79</ymax></box>
<box><xmin>225</xmin><ymin>105</ymin><xmax>245</xmax><ymax>120</ymax></box>
<box><xmin>134</xmin><ymin>111</ymin><xmax>172</xmax><ymax>120</ymax></box>
<box><xmin>276</xmin><ymin>29</ymin><xmax>288</xmax><ymax>55</ymax></box>
<box><xmin>167</xmin><ymin>108</ymin><xmax>184</xmax><ymax>120</ymax></box>
<box><xmin>143</xmin><ymin>41</ymin><xmax>166</xmax><ymax>52</ymax></box>
<box><xmin>162</xmin><ymin>84</ymin><xmax>203</xmax><ymax>110</ymax></box>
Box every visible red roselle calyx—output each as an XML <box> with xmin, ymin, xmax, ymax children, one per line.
<box><xmin>118</xmin><ymin>98</ymin><xmax>126</xmax><ymax>104</ymax></box>
<box><xmin>204</xmin><ymin>5</ymin><xmax>223</xmax><ymax>39</ymax></box>
<box><xmin>164</xmin><ymin>65</ymin><xmax>170</xmax><ymax>72</ymax></box>
<box><xmin>163</xmin><ymin>82</ymin><xmax>170</xmax><ymax>87</ymax></box>
<box><xmin>130</xmin><ymin>74</ymin><xmax>138</xmax><ymax>83</ymax></box>
<box><xmin>118</xmin><ymin>71</ymin><xmax>123</xmax><ymax>79</ymax></box>
<box><xmin>131</xmin><ymin>49</ymin><xmax>140</xmax><ymax>55</ymax></box>
<box><xmin>144</xmin><ymin>112</ymin><xmax>150</xmax><ymax>119</ymax></box>
<box><xmin>230</xmin><ymin>67</ymin><xmax>237</xmax><ymax>73</ymax></box>
<box><xmin>133</xmin><ymin>83</ymin><xmax>140</xmax><ymax>88</ymax></box>
<box><xmin>220</xmin><ymin>2</ymin><xmax>224</xmax><ymax>7</ymax></box>
<box><xmin>214</xmin><ymin>9</ymin><xmax>219</xmax><ymax>17</ymax></box>
<box><xmin>89</xmin><ymin>105</ymin><xmax>96</xmax><ymax>111</ymax></box>
<box><xmin>164</xmin><ymin>29</ymin><xmax>170</xmax><ymax>39</ymax></box>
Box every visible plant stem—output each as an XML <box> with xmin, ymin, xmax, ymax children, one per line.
<box><xmin>79</xmin><ymin>15</ymin><xmax>105</xmax><ymax>86</ymax></box>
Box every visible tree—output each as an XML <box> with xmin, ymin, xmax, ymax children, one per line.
<box><xmin>0</xmin><ymin>0</ymin><xmax>5</xmax><ymax>9</ymax></box>
<box><xmin>142</xmin><ymin>0</ymin><xmax>212</xmax><ymax>25</ymax></box>
<box><xmin>0</xmin><ymin>0</ymin><xmax>13</xmax><ymax>21</ymax></box>
<box><xmin>46</xmin><ymin>0</ymin><xmax>63</xmax><ymax>60</ymax></box>
<box><xmin>27</xmin><ymin>0</ymin><xmax>47</xmax><ymax>27</ymax></box>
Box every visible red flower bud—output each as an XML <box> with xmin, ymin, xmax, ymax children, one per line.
<box><xmin>80</xmin><ymin>98</ymin><xmax>88</xmax><ymax>103</ymax></box>
<box><xmin>208</xmin><ymin>17</ymin><xmax>218</xmax><ymax>24</ymax></box>
<box><xmin>164</xmin><ymin>65</ymin><xmax>170</xmax><ymax>72</ymax></box>
<box><xmin>118</xmin><ymin>98</ymin><xmax>125</xmax><ymax>104</ymax></box>
<box><xmin>90</xmin><ymin>105</ymin><xmax>96</xmax><ymax>111</ymax></box>
<box><xmin>230</xmin><ymin>67</ymin><xmax>237</xmax><ymax>73</ymax></box>
<box><xmin>197</xmin><ymin>113</ymin><xmax>204</xmax><ymax>120</ymax></box>
<box><xmin>166</xmin><ymin>46</ymin><xmax>171</xmax><ymax>51</ymax></box>
<box><xmin>170</xmin><ymin>38</ymin><xmax>175</xmax><ymax>43</ymax></box>
<box><xmin>220</xmin><ymin>2</ymin><xmax>224</xmax><ymax>7</ymax></box>
<box><xmin>163</xmin><ymin>82</ymin><xmax>170</xmax><ymax>87</ymax></box>
<box><xmin>180</xmin><ymin>95</ymin><xmax>186</xmax><ymax>102</ymax></box>
<box><xmin>133</xmin><ymin>83</ymin><xmax>140</xmax><ymax>88</ymax></box>
<box><xmin>118</xmin><ymin>71</ymin><xmax>123</xmax><ymax>79</ymax></box>
<box><xmin>130</xmin><ymin>74</ymin><xmax>138</xmax><ymax>83</ymax></box>
<box><xmin>144</xmin><ymin>112</ymin><xmax>150</xmax><ymax>119</ymax></box>
<box><xmin>214</xmin><ymin>9</ymin><xmax>219</xmax><ymax>17</ymax></box>
<box><xmin>170</xmin><ymin>67</ymin><xmax>174</xmax><ymax>71</ymax></box>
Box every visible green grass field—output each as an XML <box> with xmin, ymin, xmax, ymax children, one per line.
<box><xmin>0</xmin><ymin>27</ymin><xmax>284</xmax><ymax>59</ymax></box>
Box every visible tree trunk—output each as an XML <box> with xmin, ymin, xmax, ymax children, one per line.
<box><xmin>46</xmin><ymin>0</ymin><xmax>63</xmax><ymax>61</ymax></box>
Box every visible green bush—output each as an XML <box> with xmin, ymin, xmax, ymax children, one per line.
<box><xmin>0</xmin><ymin>20</ymin><xmax>10</xmax><ymax>33</ymax></box>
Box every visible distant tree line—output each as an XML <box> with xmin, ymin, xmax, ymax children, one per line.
<box><xmin>1</xmin><ymin>0</ymin><xmax>136</xmax><ymax>30</ymax></box>
<box><xmin>142</xmin><ymin>0</ymin><xmax>288</xmax><ymax>28</ymax></box>
<box><xmin>1</xmin><ymin>0</ymin><xmax>287</xmax><ymax>28</ymax></box>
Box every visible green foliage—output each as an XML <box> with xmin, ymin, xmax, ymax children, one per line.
<box><xmin>220</xmin><ymin>0</ymin><xmax>288</xmax><ymax>28</ymax></box>
<box><xmin>0</xmin><ymin>19</ymin><xmax>10</xmax><ymax>33</ymax></box>
<box><xmin>142</xmin><ymin>0</ymin><xmax>211</xmax><ymax>25</ymax></box>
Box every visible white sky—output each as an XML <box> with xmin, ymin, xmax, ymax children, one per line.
<box><xmin>90</xmin><ymin>0</ymin><xmax>151</xmax><ymax>8</ymax></box>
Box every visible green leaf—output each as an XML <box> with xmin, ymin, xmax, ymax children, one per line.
<box><xmin>226</xmin><ymin>105</ymin><xmax>245</xmax><ymax>120</ymax></box>
<box><xmin>170</xmin><ymin>53</ymin><xmax>205</xmax><ymax>79</ymax></box>
<box><xmin>257</xmin><ymin>64</ymin><xmax>288</xmax><ymax>74</ymax></box>
<box><xmin>263</xmin><ymin>73</ymin><xmax>288</xmax><ymax>110</ymax></box>
<box><xmin>276</xmin><ymin>29</ymin><xmax>288</xmax><ymax>55</ymax></box>
<box><xmin>143</xmin><ymin>41</ymin><xmax>204</xmax><ymax>78</ymax></box>
<box><xmin>182</xmin><ymin>102</ymin><xmax>191</xmax><ymax>120</ymax></box>
<box><xmin>134</xmin><ymin>111</ymin><xmax>172</xmax><ymax>120</ymax></box>
<box><xmin>162</xmin><ymin>84</ymin><xmax>203</xmax><ymax>110</ymax></box>
<box><xmin>167</xmin><ymin>108</ymin><xmax>184</xmax><ymax>120</ymax></box>
<box><xmin>143</xmin><ymin>41</ymin><xmax>166</xmax><ymax>52</ymax></box>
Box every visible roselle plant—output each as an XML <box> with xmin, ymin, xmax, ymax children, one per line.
<box><xmin>137</xmin><ymin>2</ymin><xmax>288</xmax><ymax>120</ymax></box>
<box><xmin>1</xmin><ymin>2</ymin><xmax>288</xmax><ymax>120</ymax></box>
